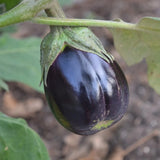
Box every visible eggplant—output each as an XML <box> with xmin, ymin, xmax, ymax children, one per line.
<box><xmin>44</xmin><ymin>47</ymin><xmax>129</xmax><ymax>135</ymax></box>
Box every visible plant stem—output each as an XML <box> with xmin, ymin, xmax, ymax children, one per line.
<box><xmin>44</xmin><ymin>0</ymin><xmax>65</xmax><ymax>32</ymax></box>
<box><xmin>0</xmin><ymin>0</ymin><xmax>53</xmax><ymax>28</ymax></box>
<box><xmin>0</xmin><ymin>0</ymin><xmax>138</xmax><ymax>31</ymax></box>
<box><xmin>33</xmin><ymin>17</ymin><xmax>137</xmax><ymax>30</ymax></box>
<box><xmin>45</xmin><ymin>0</ymin><xmax>65</xmax><ymax>18</ymax></box>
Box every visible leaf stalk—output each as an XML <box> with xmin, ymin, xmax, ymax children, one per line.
<box><xmin>0</xmin><ymin>0</ymin><xmax>53</xmax><ymax>27</ymax></box>
<box><xmin>33</xmin><ymin>17</ymin><xmax>137</xmax><ymax>30</ymax></box>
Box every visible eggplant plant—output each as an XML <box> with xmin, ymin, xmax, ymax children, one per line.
<box><xmin>0</xmin><ymin>0</ymin><xmax>160</xmax><ymax>159</ymax></box>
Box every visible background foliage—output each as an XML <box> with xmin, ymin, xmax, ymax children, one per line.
<box><xmin>111</xmin><ymin>17</ymin><xmax>160</xmax><ymax>94</ymax></box>
<box><xmin>0</xmin><ymin>0</ymin><xmax>21</xmax><ymax>11</ymax></box>
<box><xmin>0</xmin><ymin>34</ymin><xmax>43</xmax><ymax>92</ymax></box>
<box><xmin>0</xmin><ymin>112</ymin><xmax>50</xmax><ymax>160</ymax></box>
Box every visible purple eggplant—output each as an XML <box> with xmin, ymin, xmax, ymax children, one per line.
<box><xmin>44</xmin><ymin>47</ymin><xmax>129</xmax><ymax>135</ymax></box>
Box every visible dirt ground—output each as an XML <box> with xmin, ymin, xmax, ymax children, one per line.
<box><xmin>1</xmin><ymin>0</ymin><xmax>160</xmax><ymax>160</ymax></box>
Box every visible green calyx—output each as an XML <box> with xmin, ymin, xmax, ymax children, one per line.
<box><xmin>40</xmin><ymin>27</ymin><xmax>65</xmax><ymax>86</ymax></box>
<box><xmin>40</xmin><ymin>26</ymin><xmax>114</xmax><ymax>86</ymax></box>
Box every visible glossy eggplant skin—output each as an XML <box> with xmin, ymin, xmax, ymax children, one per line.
<box><xmin>44</xmin><ymin>47</ymin><xmax>129</xmax><ymax>135</ymax></box>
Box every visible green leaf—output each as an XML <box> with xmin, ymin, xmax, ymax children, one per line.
<box><xmin>146</xmin><ymin>53</ymin><xmax>160</xmax><ymax>94</ymax></box>
<box><xmin>0</xmin><ymin>25</ymin><xmax>17</xmax><ymax>33</ymax></box>
<box><xmin>0</xmin><ymin>0</ymin><xmax>21</xmax><ymax>11</ymax></box>
<box><xmin>0</xmin><ymin>79</ymin><xmax>8</xmax><ymax>91</ymax></box>
<box><xmin>0</xmin><ymin>112</ymin><xmax>50</xmax><ymax>160</ymax></box>
<box><xmin>111</xmin><ymin>17</ymin><xmax>160</xmax><ymax>94</ymax></box>
<box><xmin>0</xmin><ymin>34</ymin><xmax>43</xmax><ymax>92</ymax></box>
<box><xmin>138</xmin><ymin>17</ymin><xmax>160</xmax><ymax>31</ymax></box>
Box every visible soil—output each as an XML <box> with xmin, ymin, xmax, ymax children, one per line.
<box><xmin>0</xmin><ymin>0</ymin><xmax>160</xmax><ymax>160</ymax></box>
